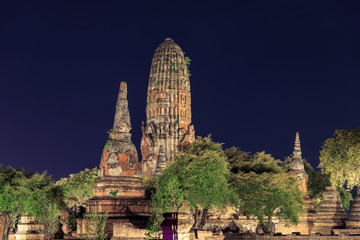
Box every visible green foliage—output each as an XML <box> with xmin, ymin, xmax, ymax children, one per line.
<box><xmin>184</xmin><ymin>55</ymin><xmax>191</xmax><ymax>77</ymax></box>
<box><xmin>104</xmin><ymin>140</ymin><xmax>111</xmax><ymax>150</ymax></box>
<box><xmin>145</xmin><ymin>213</ymin><xmax>163</xmax><ymax>240</ymax></box>
<box><xmin>283</xmin><ymin>155</ymin><xmax>352</xmax><ymax>212</ymax></box>
<box><xmin>226</xmin><ymin>149</ymin><xmax>303</xmax><ymax>233</ymax></box>
<box><xmin>104</xmin><ymin>138</ymin><xmax>118</xmax><ymax>151</ymax></box>
<box><xmin>0</xmin><ymin>167</ymin><xmax>65</xmax><ymax>240</ymax></box>
<box><xmin>109</xmin><ymin>189</ymin><xmax>118</xmax><ymax>197</ymax></box>
<box><xmin>337</xmin><ymin>186</ymin><xmax>353</xmax><ymax>211</ymax></box>
<box><xmin>147</xmin><ymin>136</ymin><xmax>235</xmax><ymax>235</ymax></box>
<box><xmin>156</xmin><ymin>99</ymin><xmax>160</xmax><ymax>103</ymax></box>
<box><xmin>141</xmin><ymin>176</ymin><xmax>157</xmax><ymax>199</ymax></box>
<box><xmin>319</xmin><ymin>127</ymin><xmax>360</xmax><ymax>189</ymax></box>
<box><xmin>24</xmin><ymin>173</ymin><xmax>66</xmax><ymax>240</ymax></box>
<box><xmin>83</xmin><ymin>207</ymin><xmax>108</xmax><ymax>240</ymax></box>
<box><xmin>67</xmin><ymin>212</ymin><xmax>83</xmax><ymax>233</ymax></box>
<box><xmin>56</xmin><ymin>167</ymin><xmax>98</xmax><ymax>209</ymax></box>
<box><xmin>0</xmin><ymin>167</ymin><xmax>29</xmax><ymax>240</ymax></box>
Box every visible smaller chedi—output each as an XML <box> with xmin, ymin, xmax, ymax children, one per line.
<box><xmin>94</xmin><ymin>81</ymin><xmax>144</xmax><ymax>200</ymax></box>
<box><xmin>346</xmin><ymin>188</ymin><xmax>360</xmax><ymax>229</ymax></box>
<box><xmin>98</xmin><ymin>81</ymin><xmax>140</xmax><ymax>179</ymax></box>
<box><xmin>275</xmin><ymin>132</ymin><xmax>316</xmax><ymax>235</ymax></box>
<box><xmin>78</xmin><ymin>82</ymin><xmax>149</xmax><ymax>239</ymax></box>
<box><xmin>311</xmin><ymin>186</ymin><xmax>346</xmax><ymax>235</ymax></box>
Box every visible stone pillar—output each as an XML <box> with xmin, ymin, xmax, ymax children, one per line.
<box><xmin>311</xmin><ymin>186</ymin><xmax>346</xmax><ymax>235</ymax></box>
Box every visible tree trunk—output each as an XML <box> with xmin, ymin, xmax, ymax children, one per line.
<box><xmin>194</xmin><ymin>208</ymin><xmax>199</xmax><ymax>229</ymax></box>
<box><xmin>199</xmin><ymin>209</ymin><xmax>208</xmax><ymax>229</ymax></box>
<box><xmin>267</xmin><ymin>215</ymin><xmax>274</xmax><ymax>235</ymax></box>
<box><xmin>2</xmin><ymin>222</ymin><xmax>10</xmax><ymax>240</ymax></box>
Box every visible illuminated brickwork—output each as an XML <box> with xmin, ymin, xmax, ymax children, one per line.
<box><xmin>275</xmin><ymin>132</ymin><xmax>316</xmax><ymax>235</ymax></box>
<box><xmin>141</xmin><ymin>38</ymin><xmax>195</xmax><ymax>177</ymax></box>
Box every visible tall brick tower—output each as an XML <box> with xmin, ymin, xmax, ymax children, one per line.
<box><xmin>275</xmin><ymin>132</ymin><xmax>316</xmax><ymax>235</ymax></box>
<box><xmin>141</xmin><ymin>38</ymin><xmax>195</xmax><ymax>177</ymax></box>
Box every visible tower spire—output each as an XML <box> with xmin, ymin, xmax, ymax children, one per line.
<box><xmin>290</xmin><ymin>132</ymin><xmax>305</xmax><ymax>171</ymax></box>
<box><xmin>293</xmin><ymin>132</ymin><xmax>302</xmax><ymax>159</ymax></box>
<box><xmin>110</xmin><ymin>82</ymin><xmax>132</xmax><ymax>140</ymax></box>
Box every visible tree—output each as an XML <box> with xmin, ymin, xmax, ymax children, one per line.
<box><xmin>148</xmin><ymin>136</ymin><xmax>236</xmax><ymax>236</ymax></box>
<box><xmin>24</xmin><ymin>173</ymin><xmax>66</xmax><ymax>240</ymax></box>
<box><xmin>226</xmin><ymin>149</ymin><xmax>303</xmax><ymax>234</ymax></box>
<box><xmin>0</xmin><ymin>167</ymin><xmax>65</xmax><ymax>240</ymax></box>
<box><xmin>319</xmin><ymin>127</ymin><xmax>360</xmax><ymax>190</ymax></box>
<box><xmin>82</xmin><ymin>207</ymin><xmax>108</xmax><ymax>240</ymax></box>
<box><xmin>56</xmin><ymin>167</ymin><xmax>98</xmax><ymax>209</ymax></box>
<box><xmin>0</xmin><ymin>167</ymin><xmax>28</xmax><ymax>240</ymax></box>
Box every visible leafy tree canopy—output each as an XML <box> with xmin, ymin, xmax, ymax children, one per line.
<box><xmin>0</xmin><ymin>167</ymin><xmax>29</xmax><ymax>240</ymax></box>
<box><xmin>148</xmin><ymin>136</ymin><xmax>236</xmax><ymax>236</ymax></box>
<box><xmin>226</xmin><ymin>148</ymin><xmax>303</xmax><ymax>233</ymax></box>
<box><xmin>56</xmin><ymin>167</ymin><xmax>98</xmax><ymax>209</ymax></box>
<box><xmin>319</xmin><ymin>127</ymin><xmax>360</xmax><ymax>190</ymax></box>
<box><xmin>24</xmin><ymin>173</ymin><xmax>66</xmax><ymax>240</ymax></box>
<box><xmin>0</xmin><ymin>166</ymin><xmax>65</xmax><ymax>240</ymax></box>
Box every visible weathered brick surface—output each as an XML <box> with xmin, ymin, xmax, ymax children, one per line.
<box><xmin>112</xmin><ymin>222</ymin><xmax>147</xmax><ymax>239</ymax></box>
<box><xmin>14</xmin><ymin>216</ymin><xmax>44</xmax><ymax>240</ymax></box>
<box><xmin>98</xmin><ymin>82</ymin><xmax>140</xmax><ymax>179</ymax></box>
<box><xmin>311</xmin><ymin>186</ymin><xmax>346</xmax><ymax>235</ymax></box>
<box><xmin>222</xmin><ymin>234</ymin><xmax>360</xmax><ymax>240</ymax></box>
<box><xmin>92</xmin><ymin>176</ymin><xmax>145</xmax><ymax>198</ymax></box>
<box><xmin>346</xmin><ymin>189</ymin><xmax>360</xmax><ymax>228</ymax></box>
<box><xmin>141</xmin><ymin>38</ymin><xmax>195</xmax><ymax>177</ymax></box>
<box><xmin>77</xmin><ymin>81</ymin><xmax>150</xmax><ymax>239</ymax></box>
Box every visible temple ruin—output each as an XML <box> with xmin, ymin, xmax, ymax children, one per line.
<box><xmin>140</xmin><ymin>38</ymin><xmax>195</xmax><ymax>177</ymax></box>
<box><xmin>77</xmin><ymin>82</ymin><xmax>150</xmax><ymax>239</ymax></box>
<box><xmin>275</xmin><ymin>132</ymin><xmax>316</xmax><ymax>235</ymax></box>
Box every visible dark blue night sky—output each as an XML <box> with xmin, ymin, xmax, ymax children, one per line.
<box><xmin>1</xmin><ymin>1</ymin><xmax>359</xmax><ymax>180</ymax></box>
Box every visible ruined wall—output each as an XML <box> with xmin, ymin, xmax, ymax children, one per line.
<box><xmin>221</xmin><ymin>234</ymin><xmax>360</xmax><ymax>240</ymax></box>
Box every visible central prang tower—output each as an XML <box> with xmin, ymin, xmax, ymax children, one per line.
<box><xmin>141</xmin><ymin>38</ymin><xmax>195</xmax><ymax>177</ymax></box>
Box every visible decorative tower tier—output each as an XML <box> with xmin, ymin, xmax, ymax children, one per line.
<box><xmin>346</xmin><ymin>188</ymin><xmax>360</xmax><ymax>229</ymax></box>
<box><xmin>141</xmin><ymin>38</ymin><xmax>195</xmax><ymax>177</ymax></box>
<box><xmin>275</xmin><ymin>132</ymin><xmax>316</xmax><ymax>235</ymax></box>
<box><xmin>311</xmin><ymin>186</ymin><xmax>346</xmax><ymax>235</ymax></box>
